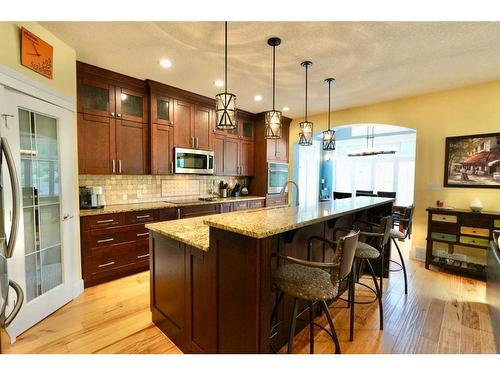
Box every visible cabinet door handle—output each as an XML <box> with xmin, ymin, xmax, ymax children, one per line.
<box><xmin>117</xmin><ymin>113</ymin><xmax>122</xmax><ymax>118</ymax></box>
<box><xmin>98</xmin><ymin>261</ymin><xmax>115</xmax><ymax>268</ymax></box>
<box><xmin>137</xmin><ymin>232</ymin><xmax>149</xmax><ymax>237</ymax></box>
<box><xmin>110</xmin><ymin>112</ymin><xmax>115</xmax><ymax>117</ymax></box>
<box><xmin>118</xmin><ymin>159</ymin><xmax>122</xmax><ymax>173</ymax></box>
<box><xmin>136</xmin><ymin>214</ymin><xmax>151</xmax><ymax>219</ymax></box>
<box><xmin>196</xmin><ymin>137</ymin><xmax>199</xmax><ymax>149</ymax></box>
<box><xmin>112</xmin><ymin>159</ymin><xmax>116</xmax><ymax>173</ymax></box>
<box><xmin>137</xmin><ymin>254</ymin><xmax>149</xmax><ymax>259</ymax></box>
<box><xmin>97</xmin><ymin>219</ymin><xmax>114</xmax><ymax>224</ymax></box>
<box><xmin>97</xmin><ymin>238</ymin><xmax>114</xmax><ymax>243</ymax></box>
<box><xmin>169</xmin><ymin>120</ymin><xmax>174</xmax><ymax>125</ymax></box>
<box><xmin>171</xmin><ymin>161</ymin><xmax>174</xmax><ymax>174</ymax></box>
<box><xmin>177</xmin><ymin>208</ymin><xmax>181</xmax><ymax>219</ymax></box>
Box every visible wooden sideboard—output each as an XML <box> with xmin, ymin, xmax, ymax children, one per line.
<box><xmin>425</xmin><ymin>207</ymin><xmax>500</xmax><ymax>278</ymax></box>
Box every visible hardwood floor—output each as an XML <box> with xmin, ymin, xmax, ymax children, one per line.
<box><xmin>4</xmin><ymin>241</ymin><xmax>497</xmax><ymax>354</ymax></box>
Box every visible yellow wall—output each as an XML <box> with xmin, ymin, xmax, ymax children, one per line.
<box><xmin>0</xmin><ymin>22</ymin><xmax>76</xmax><ymax>99</ymax></box>
<box><xmin>289</xmin><ymin>80</ymin><xmax>500</xmax><ymax>254</ymax></box>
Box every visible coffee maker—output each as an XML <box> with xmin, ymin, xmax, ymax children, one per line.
<box><xmin>79</xmin><ymin>186</ymin><xmax>106</xmax><ymax>209</ymax></box>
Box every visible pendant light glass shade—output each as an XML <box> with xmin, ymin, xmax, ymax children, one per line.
<box><xmin>265</xmin><ymin>37</ymin><xmax>282</xmax><ymax>139</ymax></box>
<box><xmin>322</xmin><ymin>128</ymin><xmax>336</xmax><ymax>150</ymax></box>
<box><xmin>298</xmin><ymin>121</ymin><xmax>313</xmax><ymax>145</ymax></box>
<box><xmin>215</xmin><ymin>92</ymin><xmax>236</xmax><ymax>129</ymax></box>
<box><xmin>322</xmin><ymin>77</ymin><xmax>336</xmax><ymax>151</ymax></box>
<box><xmin>216</xmin><ymin>22</ymin><xmax>237</xmax><ymax>130</ymax></box>
<box><xmin>264</xmin><ymin>110</ymin><xmax>282</xmax><ymax>138</ymax></box>
<box><xmin>298</xmin><ymin>61</ymin><xmax>313</xmax><ymax>146</ymax></box>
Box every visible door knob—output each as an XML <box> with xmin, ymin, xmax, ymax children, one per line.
<box><xmin>63</xmin><ymin>214</ymin><xmax>74</xmax><ymax>221</ymax></box>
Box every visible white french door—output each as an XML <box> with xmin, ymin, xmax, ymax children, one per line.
<box><xmin>2</xmin><ymin>87</ymin><xmax>82</xmax><ymax>341</ymax></box>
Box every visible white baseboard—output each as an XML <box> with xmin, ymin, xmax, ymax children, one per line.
<box><xmin>411</xmin><ymin>245</ymin><xmax>426</xmax><ymax>262</ymax></box>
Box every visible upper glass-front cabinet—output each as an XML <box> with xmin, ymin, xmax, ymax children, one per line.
<box><xmin>116</xmin><ymin>88</ymin><xmax>147</xmax><ymax>123</ymax></box>
<box><xmin>152</xmin><ymin>94</ymin><xmax>174</xmax><ymax>126</ymax></box>
<box><xmin>78</xmin><ymin>78</ymin><xmax>115</xmax><ymax>118</ymax></box>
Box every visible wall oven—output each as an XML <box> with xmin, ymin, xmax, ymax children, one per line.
<box><xmin>174</xmin><ymin>147</ymin><xmax>214</xmax><ymax>175</ymax></box>
<box><xmin>268</xmin><ymin>162</ymin><xmax>289</xmax><ymax>194</ymax></box>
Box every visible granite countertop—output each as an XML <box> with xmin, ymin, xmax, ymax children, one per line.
<box><xmin>79</xmin><ymin>195</ymin><xmax>266</xmax><ymax>216</ymax></box>
<box><xmin>203</xmin><ymin>197</ymin><xmax>395</xmax><ymax>239</ymax></box>
<box><xmin>146</xmin><ymin>197</ymin><xmax>394</xmax><ymax>251</ymax></box>
<box><xmin>146</xmin><ymin>215</ymin><xmax>213</xmax><ymax>252</ymax></box>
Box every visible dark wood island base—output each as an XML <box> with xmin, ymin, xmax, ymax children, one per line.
<box><xmin>148</xmin><ymin>197</ymin><xmax>394</xmax><ymax>353</ymax></box>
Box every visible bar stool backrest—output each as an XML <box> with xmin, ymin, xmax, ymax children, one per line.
<box><xmin>333</xmin><ymin>192</ymin><xmax>352</xmax><ymax>200</ymax></box>
<box><xmin>356</xmin><ymin>190</ymin><xmax>373</xmax><ymax>195</ymax></box>
<box><xmin>404</xmin><ymin>205</ymin><xmax>415</xmax><ymax>238</ymax></box>
<box><xmin>336</xmin><ymin>230</ymin><xmax>360</xmax><ymax>282</ymax></box>
<box><xmin>379</xmin><ymin>215</ymin><xmax>394</xmax><ymax>248</ymax></box>
<box><xmin>377</xmin><ymin>191</ymin><xmax>396</xmax><ymax>198</ymax></box>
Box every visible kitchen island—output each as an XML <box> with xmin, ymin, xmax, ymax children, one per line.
<box><xmin>146</xmin><ymin>197</ymin><xmax>394</xmax><ymax>353</ymax></box>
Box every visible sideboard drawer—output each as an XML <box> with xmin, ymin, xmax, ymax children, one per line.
<box><xmin>460</xmin><ymin>226</ymin><xmax>490</xmax><ymax>238</ymax></box>
<box><xmin>431</xmin><ymin>232</ymin><xmax>457</xmax><ymax>242</ymax></box>
<box><xmin>459</xmin><ymin>236</ymin><xmax>489</xmax><ymax>248</ymax></box>
<box><xmin>432</xmin><ymin>214</ymin><xmax>458</xmax><ymax>223</ymax></box>
<box><xmin>495</xmin><ymin>219</ymin><xmax>500</xmax><ymax>228</ymax></box>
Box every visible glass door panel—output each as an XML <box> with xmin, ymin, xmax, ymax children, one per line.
<box><xmin>121</xmin><ymin>93</ymin><xmax>143</xmax><ymax>117</ymax></box>
<box><xmin>18</xmin><ymin>109</ymin><xmax>62</xmax><ymax>302</ymax></box>
<box><xmin>81</xmin><ymin>84</ymin><xmax>109</xmax><ymax>113</ymax></box>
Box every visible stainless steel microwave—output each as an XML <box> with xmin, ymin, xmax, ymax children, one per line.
<box><xmin>268</xmin><ymin>162</ymin><xmax>289</xmax><ymax>194</ymax></box>
<box><xmin>174</xmin><ymin>147</ymin><xmax>214</xmax><ymax>175</ymax></box>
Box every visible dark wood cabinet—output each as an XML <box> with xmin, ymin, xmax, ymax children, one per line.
<box><xmin>193</xmin><ymin>104</ymin><xmax>213</xmax><ymax>150</ymax></box>
<box><xmin>251</xmin><ymin>114</ymin><xmax>292</xmax><ymax>197</ymax></box>
<box><xmin>267</xmin><ymin>121</ymin><xmax>289</xmax><ymax>162</ymax></box>
<box><xmin>151</xmin><ymin>124</ymin><xmax>174</xmax><ymax>175</ymax></box>
<box><xmin>173</xmin><ymin>99</ymin><xmax>193</xmax><ymax>148</ymax></box>
<box><xmin>213</xmin><ymin>135</ymin><xmax>224</xmax><ymax>176</ymax></box>
<box><xmin>223</xmin><ymin>138</ymin><xmax>239</xmax><ymax>176</ymax></box>
<box><xmin>239</xmin><ymin>140</ymin><xmax>254</xmax><ymax>177</ymax></box>
<box><xmin>77</xmin><ymin>62</ymin><xmax>148</xmax><ymax>175</ymax></box>
<box><xmin>180</xmin><ymin>204</ymin><xmax>219</xmax><ymax>219</ymax></box>
<box><xmin>77</xmin><ymin>113</ymin><xmax>116</xmax><ymax>174</ymax></box>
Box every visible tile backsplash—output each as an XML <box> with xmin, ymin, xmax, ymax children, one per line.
<box><xmin>79</xmin><ymin>175</ymin><xmax>244</xmax><ymax>206</ymax></box>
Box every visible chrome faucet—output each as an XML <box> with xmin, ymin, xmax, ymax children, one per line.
<box><xmin>280</xmin><ymin>180</ymin><xmax>299</xmax><ymax>207</ymax></box>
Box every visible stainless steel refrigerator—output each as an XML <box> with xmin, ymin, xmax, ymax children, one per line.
<box><xmin>0</xmin><ymin>136</ymin><xmax>23</xmax><ymax>354</ymax></box>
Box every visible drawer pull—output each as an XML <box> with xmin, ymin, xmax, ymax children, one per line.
<box><xmin>97</xmin><ymin>238</ymin><xmax>114</xmax><ymax>243</ymax></box>
<box><xmin>97</xmin><ymin>219</ymin><xmax>114</xmax><ymax>224</ymax></box>
<box><xmin>136</xmin><ymin>215</ymin><xmax>151</xmax><ymax>219</ymax></box>
<box><xmin>98</xmin><ymin>261</ymin><xmax>115</xmax><ymax>268</ymax></box>
<box><xmin>137</xmin><ymin>232</ymin><xmax>149</xmax><ymax>237</ymax></box>
<box><xmin>137</xmin><ymin>254</ymin><xmax>149</xmax><ymax>259</ymax></box>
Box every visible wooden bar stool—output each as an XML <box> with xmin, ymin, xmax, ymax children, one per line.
<box><xmin>271</xmin><ymin>230</ymin><xmax>360</xmax><ymax>354</ymax></box>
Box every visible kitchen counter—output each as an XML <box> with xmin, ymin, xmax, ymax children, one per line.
<box><xmin>204</xmin><ymin>196</ymin><xmax>394</xmax><ymax>239</ymax></box>
<box><xmin>146</xmin><ymin>215</ymin><xmax>212</xmax><ymax>252</ymax></box>
<box><xmin>148</xmin><ymin>196</ymin><xmax>395</xmax><ymax>353</ymax></box>
<box><xmin>79</xmin><ymin>195</ymin><xmax>265</xmax><ymax>216</ymax></box>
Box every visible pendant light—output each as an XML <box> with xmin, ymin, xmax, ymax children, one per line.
<box><xmin>347</xmin><ymin>125</ymin><xmax>397</xmax><ymax>157</ymax></box>
<box><xmin>215</xmin><ymin>22</ymin><xmax>236</xmax><ymax>130</ymax></box>
<box><xmin>298</xmin><ymin>61</ymin><xmax>313</xmax><ymax>146</ymax></box>
<box><xmin>322</xmin><ymin>78</ymin><xmax>336</xmax><ymax>151</ymax></box>
<box><xmin>264</xmin><ymin>37</ymin><xmax>282</xmax><ymax>139</ymax></box>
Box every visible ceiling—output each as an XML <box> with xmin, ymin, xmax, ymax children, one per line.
<box><xmin>41</xmin><ymin>22</ymin><xmax>500</xmax><ymax>118</ymax></box>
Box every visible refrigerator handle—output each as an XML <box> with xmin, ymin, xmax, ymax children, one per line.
<box><xmin>1</xmin><ymin>137</ymin><xmax>20</xmax><ymax>258</ymax></box>
<box><xmin>3</xmin><ymin>280</ymin><xmax>24</xmax><ymax>328</ymax></box>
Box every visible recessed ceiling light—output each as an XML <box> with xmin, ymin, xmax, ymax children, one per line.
<box><xmin>214</xmin><ymin>80</ymin><xmax>224</xmax><ymax>87</ymax></box>
<box><xmin>254</xmin><ymin>95</ymin><xmax>263</xmax><ymax>102</ymax></box>
<box><xmin>159</xmin><ymin>59</ymin><xmax>172</xmax><ymax>68</ymax></box>
<box><xmin>282</xmin><ymin>106</ymin><xmax>290</xmax><ymax>112</ymax></box>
